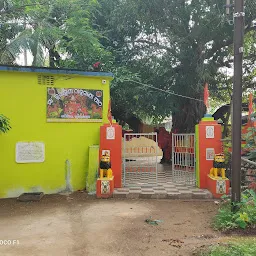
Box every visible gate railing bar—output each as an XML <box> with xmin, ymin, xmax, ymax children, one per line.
<box><xmin>123</xmin><ymin>132</ymin><xmax>158</xmax><ymax>187</ymax></box>
<box><xmin>123</xmin><ymin>132</ymin><xmax>157</xmax><ymax>136</ymax></box>
<box><xmin>172</xmin><ymin>133</ymin><xmax>196</xmax><ymax>185</ymax></box>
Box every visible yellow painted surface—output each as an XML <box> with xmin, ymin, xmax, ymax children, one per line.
<box><xmin>0</xmin><ymin>70</ymin><xmax>112</xmax><ymax>198</ymax></box>
<box><xmin>87</xmin><ymin>145</ymin><xmax>99</xmax><ymax>193</ymax></box>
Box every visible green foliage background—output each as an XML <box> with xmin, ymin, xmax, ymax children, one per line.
<box><xmin>0</xmin><ymin>0</ymin><xmax>256</xmax><ymax>130</ymax></box>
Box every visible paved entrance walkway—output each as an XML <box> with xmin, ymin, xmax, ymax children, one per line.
<box><xmin>115</xmin><ymin>163</ymin><xmax>212</xmax><ymax>199</ymax></box>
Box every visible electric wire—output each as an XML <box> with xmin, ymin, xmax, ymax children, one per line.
<box><xmin>123</xmin><ymin>79</ymin><xmax>204</xmax><ymax>102</ymax></box>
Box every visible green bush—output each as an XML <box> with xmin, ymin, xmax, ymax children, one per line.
<box><xmin>0</xmin><ymin>114</ymin><xmax>11</xmax><ymax>133</ymax></box>
<box><xmin>198</xmin><ymin>240</ymin><xmax>256</xmax><ymax>256</ymax></box>
<box><xmin>213</xmin><ymin>190</ymin><xmax>256</xmax><ymax>231</ymax></box>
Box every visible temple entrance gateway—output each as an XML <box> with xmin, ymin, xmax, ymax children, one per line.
<box><xmin>122</xmin><ymin>133</ymin><xmax>160</xmax><ymax>187</ymax></box>
<box><xmin>122</xmin><ymin>132</ymin><xmax>196</xmax><ymax>186</ymax></box>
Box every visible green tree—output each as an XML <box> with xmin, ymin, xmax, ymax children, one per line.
<box><xmin>1</xmin><ymin>0</ymin><xmax>255</xmax><ymax>132</ymax></box>
<box><xmin>0</xmin><ymin>0</ymin><xmax>102</xmax><ymax>67</ymax></box>
<box><xmin>90</xmin><ymin>0</ymin><xmax>256</xmax><ymax>131</ymax></box>
<box><xmin>0</xmin><ymin>0</ymin><xmax>29</xmax><ymax>63</ymax></box>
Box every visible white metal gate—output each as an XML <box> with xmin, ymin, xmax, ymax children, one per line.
<box><xmin>123</xmin><ymin>133</ymin><xmax>159</xmax><ymax>186</ymax></box>
<box><xmin>172</xmin><ymin>133</ymin><xmax>196</xmax><ymax>185</ymax></box>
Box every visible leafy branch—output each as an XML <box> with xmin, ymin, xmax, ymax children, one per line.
<box><xmin>0</xmin><ymin>114</ymin><xmax>11</xmax><ymax>133</ymax></box>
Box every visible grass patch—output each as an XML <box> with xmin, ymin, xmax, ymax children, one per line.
<box><xmin>213</xmin><ymin>189</ymin><xmax>256</xmax><ymax>231</ymax></box>
<box><xmin>197</xmin><ymin>239</ymin><xmax>256</xmax><ymax>256</ymax></box>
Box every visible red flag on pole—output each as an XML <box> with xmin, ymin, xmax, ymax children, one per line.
<box><xmin>248</xmin><ymin>93</ymin><xmax>253</xmax><ymax>122</ymax></box>
<box><xmin>108</xmin><ymin>100</ymin><xmax>113</xmax><ymax>126</ymax></box>
<box><xmin>204</xmin><ymin>83</ymin><xmax>209</xmax><ymax>109</ymax></box>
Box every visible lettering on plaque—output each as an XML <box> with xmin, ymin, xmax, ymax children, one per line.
<box><xmin>16</xmin><ymin>142</ymin><xmax>45</xmax><ymax>163</ymax></box>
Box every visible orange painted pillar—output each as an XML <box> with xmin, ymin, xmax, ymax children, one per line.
<box><xmin>96</xmin><ymin>177</ymin><xmax>114</xmax><ymax>199</ymax></box>
<box><xmin>195</xmin><ymin>114</ymin><xmax>222</xmax><ymax>189</ymax></box>
<box><xmin>99</xmin><ymin>124</ymin><xmax>122</xmax><ymax>188</ymax></box>
<box><xmin>206</xmin><ymin>176</ymin><xmax>230</xmax><ymax>198</ymax></box>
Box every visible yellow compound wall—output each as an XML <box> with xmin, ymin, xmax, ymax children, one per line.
<box><xmin>0</xmin><ymin>67</ymin><xmax>113</xmax><ymax>198</ymax></box>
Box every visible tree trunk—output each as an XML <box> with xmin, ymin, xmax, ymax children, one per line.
<box><xmin>49</xmin><ymin>46</ymin><xmax>60</xmax><ymax>68</ymax></box>
<box><xmin>222</xmin><ymin>105</ymin><xmax>231</xmax><ymax>138</ymax></box>
<box><xmin>126</xmin><ymin>116</ymin><xmax>142</xmax><ymax>133</ymax></box>
<box><xmin>172</xmin><ymin>99</ymin><xmax>205</xmax><ymax>133</ymax></box>
<box><xmin>49</xmin><ymin>48</ymin><xmax>55</xmax><ymax>68</ymax></box>
<box><xmin>112</xmin><ymin>108</ymin><xmax>142</xmax><ymax>132</ymax></box>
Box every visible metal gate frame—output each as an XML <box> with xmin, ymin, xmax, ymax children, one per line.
<box><xmin>123</xmin><ymin>133</ymin><xmax>158</xmax><ymax>187</ymax></box>
<box><xmin>172</xmin><ymin>133</ymin><xmax>196</xmax><ymax>185</ymax></box>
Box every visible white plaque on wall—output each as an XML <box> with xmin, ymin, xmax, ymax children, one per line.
<box><xmin>206</xmin><ymin>148</ymin><xmax>215</xmax><ymax>161</ymax></box>
<box><xmin>106</xmin><ymin>127</ymin><xmax>115</xmax><ymax>140</ymax></box>
<box><xmin>16</xmin><ymin>142</ymin><xmax>45</xmax><ymax>163</ymax></box>
<box><xmin>206</xmin><ymin>126</ymin><xmax>214</xmax><ymax>138</ymax></box>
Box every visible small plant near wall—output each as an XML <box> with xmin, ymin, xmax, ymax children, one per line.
<box><xmin>213</xmin><ymin>190</ymin><xmax>256</xmax><ymax>231</ymax></box>
<box><xmin>0</xmin><ymin>114</ymin><xmax>11</xmax><ymax>133</ymax></box>
<box><xmin>196</xmin><ymin>240</ymin><xmax>256</xmax><ymax>256</ymax></box>
<box><xmin>243</xmin><ymin>126</ymin><xmax>256</xmax><ymax>161</ymax></box>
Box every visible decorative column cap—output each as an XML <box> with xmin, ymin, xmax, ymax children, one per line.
<box><xmin>201</xmin><ymin>114</ymin><xmax>215</xmax><ymax>122</ymax></box>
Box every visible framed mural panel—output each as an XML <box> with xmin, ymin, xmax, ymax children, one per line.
<box><xmin>47</xmin><ymin>88</ymin><xmax>103</xmax><ymax>122</ymax></box>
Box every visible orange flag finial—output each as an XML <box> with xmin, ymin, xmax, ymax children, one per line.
<box><xmin>204</xmin><ymin>83</ymin><xmax>210</xmax><ymax>110</ymax></box>
<box><xmin>107</xmin><ymin>100</ymin><xmax>113</xmax><ymax>126</ymax></box>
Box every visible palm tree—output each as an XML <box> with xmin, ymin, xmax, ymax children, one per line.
<box><xmin>0</xmin><ymin>0</ymin><xmax>102</xmax><ymax>68</ymax></box>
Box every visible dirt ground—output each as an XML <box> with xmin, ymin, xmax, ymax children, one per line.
<box><xmin>0</xmin><ymin>193</ymin><xmax>224</xmax><ymax>256</ymax></box>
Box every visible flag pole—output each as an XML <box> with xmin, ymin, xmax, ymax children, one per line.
<box><xmin>108</xmin><ymin>100</ymin><xmax>113</xmax><ymax>127</ymax></box>
<box><xmin>204</xmin><ymin>83</ymin><xmax>211</xmax><ymax>116</ymax></box>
